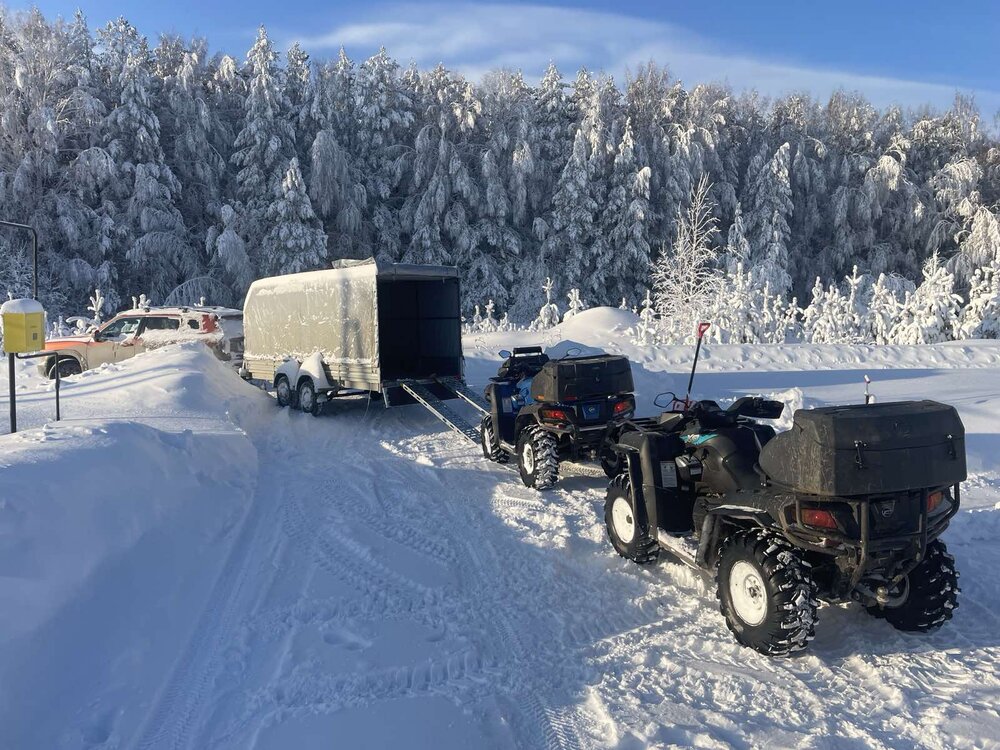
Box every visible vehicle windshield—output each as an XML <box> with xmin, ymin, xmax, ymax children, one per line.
<box><xmin>99</xmin><ymin>317</ymin><xmax>142</xmax><ymax>340</ymax></box>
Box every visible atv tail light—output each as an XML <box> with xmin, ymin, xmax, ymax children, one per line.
<box><xmin>613</xmin><ymin>399</ymin><xmax>634</xmax><ymax>416</ymax></box>
<box><xmin>802</xmin><ymin>508</ymin><xmax>839</xmax><ymax>530</ymax></box>
<box><xmin>540</xmin><ymin>407</ymin><xmax>569</xmax><ymax>423</ymax></box>
<box><xmin>927</xmin><ymin>491</ymin><xmax>944</xmax><ymax>512</ymax></box>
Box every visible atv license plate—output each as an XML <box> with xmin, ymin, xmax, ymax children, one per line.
<box><xmin>582</xmin><ymin>403</ymin><xmax>601</xmax><ymax>420</ymax></box>
<box><xmin>659</xmin><ymin>461</ymin><xmax>678</xmax><ymax>488</ymax></box>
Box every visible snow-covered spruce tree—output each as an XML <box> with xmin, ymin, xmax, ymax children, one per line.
<box><xmin>309</xmin><ymin>129</ymin><xmax>365</xmax><ymax>258</ymax></box>
<box><xmin>593</xmin><ymin>118</ymin><xmax>652</xmax><ymax>308</ymax></box>
<box><xmin>231</xmin><ymin>26</ymin><xmax>295</xmax><ymax>264</ymax></box>
<box><xmin>949</xmin><ymin>206</ymin><xmax>1000</xmax><ymax>286</ymax></box>
<box><xmin>866</xmin><ymin>273</ymin><xmax>903</xmax><ymax>345</ymax></box>
<box><xmin>540</xmin><ymin>130</ymin><xmax>597</xmax><ymax>295</ymax></box>
<box><xmin>104</xmin><ymin>45</ymin><xmax>194</xmax><ymax>302</ymax></box>
<box><xmin>529</xmin><ymin>277</ymin><xmax>561</xmax><ymax>331</ymax></box>
<box><xmin>722</xmin><ymin>202</ymin><xmax>751</xmax><ymax>274</ymax></box>
<box><xmin>468</xmin><ymin>148</ymin><xmax>518</xmax><ymax>307</ymax></box>
<box><xmin>747</xmin><ymin>143</ymin><xmax>793</xmax><ymax>294</ymax></box>
<box><xmin>652</xmin><ymin>175</ymin><xmax>721</xmax><ymax>343</ymax></box>
<box><xmin>890</xmin><ymin>252</ymin><xmax>962</xmax><ymax>344</ymax></box>
<box><xmin>533</xmin><ymin>62</ymin><xmax>573</xmax><ymax>207</ymax></box>
<box><xmin>401</xmin><ymin>65</ymin><xmax>481</xmax><ymax>276</ymax></box>
<box><xmin>803</xmin><ymin>279</ymin><xmax>852</xmax><ymax>344</ymax></box>
<box><xmin>957</xmin><ymin>262</ymin><xmax>1000</xmax><ymax>339</ymax></box>
<box><xmin>166</xmin><ymin>49</ymin><xmax>227</xmax><ymax>243</ymax></box>
<box><xmin>261</xmin><ymin>158</ymin><xmax>328</xmax><ymax>276</ymax></box>
<box><xmin>206</xmin><ymin>204</ymin><xmax>254</xmax><ymax>295</ymax></box>
<box><xmin>355</xmin><ymin>48</ymin><xmax>415</xmax><ymax>262</ymax></box>
<box><xmin>630</xmin><ymin>289</ymin><xmax>660</xmax><ymax>345</ymax></box>
<box><xmin>707</xmin><ymin>261</ymin><xmax>755</xmax><ymax>344</ymax></box>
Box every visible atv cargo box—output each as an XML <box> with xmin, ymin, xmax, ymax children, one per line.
<box><xmin>529</xmin><ymin>355</ymin><xmax>633</xmax><ymax>403</ymax></box>
<box><xmin>759</xmin><ymin>400</ymin><xmax>966</xmax><ymax>497</ymax></box>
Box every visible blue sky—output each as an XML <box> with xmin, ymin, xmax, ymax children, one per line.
<box><xmin>13</xmin><ymin>0</ymin><xmax>1000</xmax><ymax>115</ymax></box>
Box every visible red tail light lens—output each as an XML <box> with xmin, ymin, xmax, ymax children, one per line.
<box><xmin>613</xmin><ymin>399</ymin><xmax>634</xmax><ymax>415</ymax></box>
<box><xmin>927</xmin><ymin>491</ymin><xmax>944</xmax><ymax>512</ymax></box>
<box><xmin>802</xmin><ymin>508</ymin><xmax>839</xmax><ymax>530</ymax></box>
<box><xmin>540</xmin><ymin>408</ymin><xmax>569</xmax><ymax>422</ymax></box>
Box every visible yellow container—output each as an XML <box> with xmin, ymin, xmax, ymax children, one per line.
<box><xmin>1</xmin><ymin>298</ymin><xmax>46</xmax><ymax>354</ymax></box>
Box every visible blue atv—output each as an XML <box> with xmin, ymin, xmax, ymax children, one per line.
<box><xmin>480</xmin><ymin>347</ymin><xmax>637</xmax><ymax>489</ymax></box>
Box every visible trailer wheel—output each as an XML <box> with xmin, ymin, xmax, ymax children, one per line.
<box><xmin>297</xmin><ymin>378</ymin><xmax>322</xmax><ymax>416</ymax></box>
<box><xmin>275</xmin><ymin>375</ymin><xmax>294</xmax><ymax>408</ymax></box>
<box><xmin>716</xmin><ymin>529</ymin><xmax>819</xmax><ymax>656</ymax></box>
<box><xmin>866</xmin><ymin>539</ymin><xmax>959</xmax><ymax>632</ymax></box>
<box><xmin>480</xmin><ymin>416</ymin><xmax>509</xmax><ymax>463</ymax></box>
<box><xmin>604</xmin><ymin>473</ymin><xmax>659</xmax><ymax>565</ymax></box>
<box><xmin>516</xmin><ymin>427</ymin><xmax>559</xmax><ymax>490</ymax></box>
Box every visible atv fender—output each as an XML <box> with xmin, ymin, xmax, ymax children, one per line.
<box><xmin>695</xmin><ymin>506</ymin><xmax>774</xmax><ymax>569</ymax></box>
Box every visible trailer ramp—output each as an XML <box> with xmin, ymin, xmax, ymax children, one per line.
<box><xmin>398</xmin><ymin>380</ymin><xmax>481</xmax><ymax>442</ymax></box>
<box><xmin>436</xmin><ymin>376</ymin><xmax>489</xmax><ymax>414</ymax></box>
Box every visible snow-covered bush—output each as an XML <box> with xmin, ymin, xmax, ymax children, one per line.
<box><xmin>957</xmin><ymin>262</ymin><xmax>1000</xmax><ymax>339</ymax></box>
<box><xmin>890</xmin><ymin>253</ymin><xmax>962</xmax><ymax>344</ymax></box>
<box><xmin>653</xmin><ymin>176</ymin><xmax>721</xmax><ymax>343</ymax></box>
<box><xmin>529</xmin><ymin>277</ymin><xmax>561</xmax><ymax>331</ymax></box>
<box><xmin>563</xmin><ymin>288</ymin><xmax>587</xmax><ymax>320</ymax></box>
<box><xmin>629</xmin><ymin>289</ymin><xmax>660</xmax><ymax>345</ymax></box>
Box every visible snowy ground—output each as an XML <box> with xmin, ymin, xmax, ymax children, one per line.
<box><xmin>1</xmin><ymin>309</ymin><xmax>999</xmax><ymax>750</ymax></box>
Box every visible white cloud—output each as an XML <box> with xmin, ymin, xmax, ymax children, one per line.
<box><xmin>292</xmin><ymin>2</ymin><xmax>1000</xmax><ymax>116</ymax></box>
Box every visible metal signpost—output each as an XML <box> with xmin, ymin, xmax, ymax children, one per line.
<box><xmin>1</xmin><ymin>220</ymin><xmax>45</xmax><ymax>434</ymax></box>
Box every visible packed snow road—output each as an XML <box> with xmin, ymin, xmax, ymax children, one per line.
<box><xmin>1</xmin><ymin>315</ymin><xmax>999</xmax><ymax>749</ymax></box>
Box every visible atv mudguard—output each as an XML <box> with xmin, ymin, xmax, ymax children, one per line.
<box><xmin>616</xmin><ymin>429</ymin><xmax>692</xmax><ymax>536</ymax></box>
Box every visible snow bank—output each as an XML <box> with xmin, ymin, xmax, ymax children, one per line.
<box><xmin>0</xmin><ymin>344</ymin><xmax>267</xmax><ymax>749</ymax></box>
<box><xmin>0</xmin><ymin>420</ymin><xmax>256</xmax><ymax>640</ymax></box>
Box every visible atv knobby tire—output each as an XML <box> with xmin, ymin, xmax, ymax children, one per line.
<box><xmin>716</xmin><ymin>529</ymin><xmax>818</xmax><ymax>656</ymax></box>
<box><xmin>600</xmin><ymin>443</ymin><xmax>624</xmax><ymax>479</ymax></box>
<box><xmin>517</xmin><ymin>426</ymin><xmax>559</xmax><ymax>489</ymax></box>
<box><xmin>866</xmin><ymin>539</ymin><xmax>959</xmax><ymax>632</ymax></box>
<box><xmin>480</xmin><ymin>416</ymin><xmax>509</xmax><ymax>464</ymax></box>
<box><xmin>604</xmin><ymin>473</ymin><xmax>659</xmax><ymax>565</ymax></box>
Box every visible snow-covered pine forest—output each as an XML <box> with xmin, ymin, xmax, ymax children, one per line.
<box><xmin>2</xmin><ymin>10</ymin><xmax>1000</xmax><ymax>342</ymax></box>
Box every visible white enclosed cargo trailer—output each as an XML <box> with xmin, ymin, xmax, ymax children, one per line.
<box><xmin>242</xmin><ymin>258</ymin><xmax>486</xmax><ymax>430</ymax></box>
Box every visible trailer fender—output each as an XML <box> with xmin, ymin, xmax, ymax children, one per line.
<box><xmin>275</xmin><ymin>358</ymin><xmax>301</xmax><ymax>389</ymax></box>
<box><xmin>296</xmin><ymin>352</ymin><xmax>335</xmax><ymax>393</ymax></box>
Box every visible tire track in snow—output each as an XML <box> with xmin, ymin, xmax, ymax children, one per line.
<box><xmin>130</xmin><ymin>475</ymin><xmax>281</xmax><ymax>750</ymax></box>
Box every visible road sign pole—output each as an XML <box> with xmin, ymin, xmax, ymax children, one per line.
<box><xmin>8</xmin><ymin>353</ymin><xmax>15</xmax><ymax>434</ymax></box>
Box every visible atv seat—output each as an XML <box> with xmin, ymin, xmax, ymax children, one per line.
<box><xmin>657</xmin><ymin>412</ymin><xmax>685</xmax><ymax>430</ymax></box>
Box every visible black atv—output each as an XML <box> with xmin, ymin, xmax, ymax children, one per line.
<box><xmin>605</xmin><ymin>394</ymin><xmax>965</xmax><ymax>655</ymax></box>
<box><xmin>481</xmin><ymin>346</ymin><xmax>636</xmax><ymax>489</ymax></box>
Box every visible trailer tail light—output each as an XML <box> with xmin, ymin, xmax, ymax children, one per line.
<box><xmin>613</xmin><ymin>398</ymin><xmax>634</xmax><ymax>416</ymax></box>
<box><xmin>540</xmin><ymin>407</ymin><xmax>569</xmax><ymax>423</ymax></box>
<box><xmin>927</xmin><ymin>491</ymin><xmax>944</xmax><ymax>512</ymax></box>
<box><xmin>802</xmin><ymin>508</ymin><xmax>839</xmax><ymax>530</ymax></box>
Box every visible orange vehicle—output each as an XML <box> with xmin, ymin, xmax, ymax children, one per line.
<box><xmin>40</xmin><ymin>305</ymin><xmax>244</xmax><ymax>378</ymax></box>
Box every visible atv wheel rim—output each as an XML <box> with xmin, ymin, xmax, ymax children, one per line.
<box><xmin>277</xmin><ymin>380</ymin><xmax>290</xmax><ymax>403</ymax></box>
<box><xmin>522</xmin><ymin>441</ymin><xmax>535</xmax><ymax>474</ymax></box>
<box><xmin>611</xmin><ymin>496</ymin><xmax>636</xmax><ymax>544</ymax></box>
<box><xmin>729</xmin><ymin>561</ymin><xmax>768</xmax><ymax>626</ymax></box>
<box><xmin>300</xmin><ymin>387</ymin><xmax>313</xmax><ymax>411</ymax></box>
